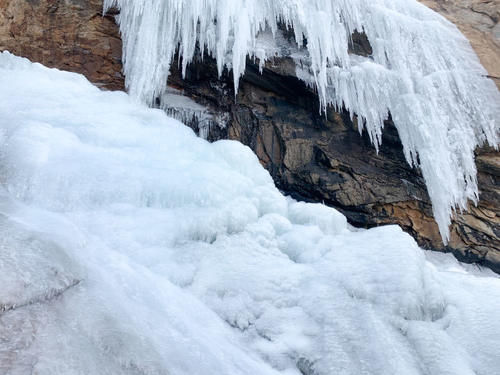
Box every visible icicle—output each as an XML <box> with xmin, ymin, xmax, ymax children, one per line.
<box><xmin>104</xmin><ymin>0</ymin><xmax>500</xmax><ymax>243</ymax></box>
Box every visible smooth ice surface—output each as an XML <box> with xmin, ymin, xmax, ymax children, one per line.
<box><xmin>1</xmin><ymin>53</ymin><xmax>500</xmax><ymax>375</ymax></box>
<box><xmin>104</xmin><ymin>0</ymin><xmax>500</xmax><ymax>242</ymax></box>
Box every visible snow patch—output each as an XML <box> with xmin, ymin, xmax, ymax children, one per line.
<box><xmin>1</xmin><ymin>52</ymin><xmax>500</xmax><ymax>375</ymax></box>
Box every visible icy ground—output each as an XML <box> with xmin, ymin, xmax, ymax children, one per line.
<box><xmin>105</xmin><ymin>0</ymin><xmax>500</xmax><ymax>243</ymax></box>
<box><xmin>1</xmin><ymin>53</ymin><xmax>500</xmax><ymax>375</ymax></box>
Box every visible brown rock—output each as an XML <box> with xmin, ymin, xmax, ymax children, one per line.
<box><xmin>0</xmin><ymin>0</ymin><xmax>124</xmax><ymax>90</ymax></box>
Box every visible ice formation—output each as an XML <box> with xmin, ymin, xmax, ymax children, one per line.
<box><xmin>2</xmin><ymin>52</ymin><xmax>500</xmax><ymax>375</ymax></box>
<box><xmin>104</xmin><ymin>0</ymin><xmax>500</xmax><ymax>242</ymax></box>
<box><xmin>160</xmin><ymin>87</ymin><xmax>228</xmax><ymax>139</ymax></box>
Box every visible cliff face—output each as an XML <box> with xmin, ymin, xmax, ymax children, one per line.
<box><xmin>1</xmin><ymin>0</ymin><xmax>499</xmax><ymax>271</ymax></box>
<box><xmin>0</xmin><ymin>0</ymin><xmax>124</xmax><ymax>90</ymax></box>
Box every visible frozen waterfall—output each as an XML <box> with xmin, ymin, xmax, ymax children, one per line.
<box><xmin>104</xmin><ymin>0</ymin><xmax>500</xmax><ymax>242</ymax></box>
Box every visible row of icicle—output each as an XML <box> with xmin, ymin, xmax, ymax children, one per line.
<box><xmin>104</xmin><ymin>0</ymin><xmax>500</xmax><ymax>243</ymax></box>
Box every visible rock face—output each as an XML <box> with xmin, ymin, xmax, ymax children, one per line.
<box><xmin>0</xmin><ymin>0</ymin><xmax>499</xmax><ymax>271</ymax></box>
<box><xmin>166</xmin><ymin>55</ymin><xmax>500</xmax><ymax>273</ymax></box>
<box><xmin>0</xmin><ymin>0</ymin><xmax>124</xmax><ymax>90</ymax></box>
<box><xmin>420</xmin><ymin>0</ymin><xmax>500</xmax><ymax>89</ymax></box>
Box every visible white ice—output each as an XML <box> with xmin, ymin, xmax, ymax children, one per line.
<box><xmin>104</xmin><ymin>0</ymin><xmax>500</xmax><ymax>243</ymax></box>
<box><xmin>160</xmin><ymin>87</ymin><xmax>228</xmax><ymax>139</ymax></box>
<box><xmin>1</xmin><ymin>52</ymin><xmax>500</xmax><ymax>375</ymax></box>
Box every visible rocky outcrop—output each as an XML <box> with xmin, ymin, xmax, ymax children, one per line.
<box><xmin>420</xmin><ymin>0</ymin><xmax>500</xmax><ymax>89</ymax></box>
<box><xmin>166</xmin><ymin>55</ymin><xmax>500</xmax><ymax>272</ymax></box>
<box><xmin>0</xmin><ymin>0</ymin><xmax>124</xmax><ymax>90</ymax></box>
<box><xmin>0</xmin><ymin>0</ymin><xmax>498</xmax><ymax>271</ymax></box>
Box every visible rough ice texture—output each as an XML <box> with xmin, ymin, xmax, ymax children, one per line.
<box><xmin>104</xmin><ymin>0</ymin><xmax>500</xmax><ymax>243</ymax></box>
<box><xmin>419</xmin><ymin>0</ymin><xmax>500</xmax><ymax>90</ymax></box>
<box><xmin>160</xmin><ymin>87</ymin><xmax>228</xmax><ymax>139</ymax></box>
<box><xmin>1</xmin><ymin>52</ymin><xmax>500</xmax><ymax>375</ymax></box>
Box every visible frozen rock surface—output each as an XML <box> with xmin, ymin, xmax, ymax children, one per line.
<box><xmin>420</xmin><ymin>0</ymin><xmax>500</xmax><ymax>89</ymax></box>
<box><xmin>1</xmin><ymin>52</ymin><xmax>500</xmax><ymax>375</ymax></box>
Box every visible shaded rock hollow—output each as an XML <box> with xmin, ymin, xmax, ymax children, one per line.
<box><xmin>0</xmin><ymin>0</ymin><xmax>498</xmax><ymax>271</ymax></box>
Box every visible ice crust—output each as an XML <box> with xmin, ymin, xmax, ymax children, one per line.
<box><xmin>104</xmin><ymin>0</ymin><xmax>500</xmax><ymax>242</ymax></box>
<box><xmin>1</xmin><ymin>52</ymin><xmax>500</xmax><ymax>375</ymax></box>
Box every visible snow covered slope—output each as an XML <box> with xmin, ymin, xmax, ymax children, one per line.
<box><xmin>1</xmin><ymin>52</ymin><xmax>500</xmax><ymax>375</ymax></box>
<box><xmin>104</xmin><ymin>0</ymin><xmax>500</xmax><ymax>243</ymax></box>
